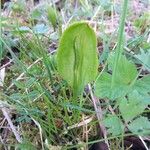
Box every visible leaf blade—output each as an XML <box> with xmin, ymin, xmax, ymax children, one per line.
<box><xmin>57</xmin><ymin>22</ymin><xmax>98</xmax><ymax>96</ymax></box>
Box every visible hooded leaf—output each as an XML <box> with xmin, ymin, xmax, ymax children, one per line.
<box><xmin>57</xmin><ymin>22</ymin><xmax>98</xmax><ymax>97</ymax></box>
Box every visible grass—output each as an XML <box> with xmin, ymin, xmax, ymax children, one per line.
<box><xmin>0</xmin><ymin>0</ymin><xmax>150</xmax><ymax>150</ymax></box>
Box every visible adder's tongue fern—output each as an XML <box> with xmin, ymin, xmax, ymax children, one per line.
<box><xmin>57</xmin><ymin>22</ymin><xmax>98</xmax><ymax>100</ymax></box>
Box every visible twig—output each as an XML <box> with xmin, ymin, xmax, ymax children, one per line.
<box><xmin>1</xmin><ymin>108</ymin><xmax>22</xmax><ymax>143</ymax></box>
<box><xmin>139</xmin><ymin>136</ymin><xmax>149</xmax><ymax>150</ymax></box>
<box><xmin>67</xmin><ymin>116</ymin><xmax>93</xmax><ymax>130</ymax></box>
<box><xmin>88</xmin><ymin>84</ymin><xmax>110</xmax><ymax>150</ymax></box>
<box><xmin>0</xmin><ymin>59</ymin><xmax>13</xmax><ymax>70</ymax></box>
<box><xmin>31</xmin><ymin>117</ymin><xmax>44</xmax><ymax>150</ymax></box>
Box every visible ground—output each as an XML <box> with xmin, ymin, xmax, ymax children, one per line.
<box><xmin>0</xmin><ymin>0</ymin><xmax>150</xmax><ymax>150</ymax></box>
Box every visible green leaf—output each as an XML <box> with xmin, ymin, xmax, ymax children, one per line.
<box><xmin>57</xmin><ymin>22</ymin><xmax>98</xmax><ymax>97</ymax></box>
<box><xmin>134</xmin><ymin>74</ymin><xmax>150</xmax><ymax>95</ymax></box>
<box><xmin>128</xmin><ymin>117</ymin><xmax>150</xmax><ymax>135</ymax></box>
<box><xmin>135</xmin><ymin>49</ymin><xmax>150</xmax><ymax>71</ymax></box>
<box><xmin>109</xmin><ymin>54</ymin><xmax>138</xmax><ymax>85</ymax></box>
<box><xmin>119</xmin><ymin>91</ymin><xmax>149</xmax><ymax>122</ymax></box>
<box><xmin>115</xmin><ymin>57</ymin><xmax>137</xmax><ymax>85</ymax></box>
<box><xmin>94</xmin><ymin>72</ymin><xmax>129</xmax><ymax>100</ymax></box>
<box><xmin>95</xmin><ymin>55</ymin><xmax>137</xmax><ymax>100</ymax></box>
<box><xmin>103</xmin><ymin>115</ymin><xmax>124</xmax><ymax>136</ymax></box>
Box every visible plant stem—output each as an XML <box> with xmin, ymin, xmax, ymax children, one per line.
<box><xmin>88</xmin><ymin>84</ymin><xmax>110</xmax><ymax>150</ymax></box>
<box><xmin>111</xmin><ymin>0</ymin><xmax>128</xmax><ymax>88</ymax></box>
<box><xmin>0</xmin><ymin>0</ymin><xmax>2</xmax><ymax>61</ymax></box>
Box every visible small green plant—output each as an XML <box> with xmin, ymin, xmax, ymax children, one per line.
<box><xmin>57</xmin><ymin>0</ymin><xmax>150</xmax><ymax>141</ymax></box>
<box><xmin>57</xmin><ymin>22</ymin><xmax>98</xmax><ymax>99</ymax></box>
<box><xmin>56</xmin><ymin>0</ymin><xmax>150</xmax><ymax>142</ymax></box>
<box><xmin>1</xmin><ymin>0</ymin><xmax>150</xmax><ymax>149</ymax></box>
<box><xmin>94</xmin><ymin>0</ymin><xmax>150</xmax><ymax>137</ymax></box>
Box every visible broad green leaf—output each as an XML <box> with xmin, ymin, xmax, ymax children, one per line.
<box><xmin>119</xmin><ymin>91</ymin><xmax>149</xmax><ymax>122</ymax></box>
<box><xmin>95</xmin><ymin>72</ymin><xmax>112</xmax><ymax>99</ymax></box>
<box><xmin>103</xmin><ymin>115</ymin><xmax>124</xmax><ymax>136</ymax></box>
<box><xmin>134</xmin><ymin>74</ymin><xmax>150</xmax><ymax>95</ymax></box>
<box><xmin>108</xmin><ymin>54</ymin><xmax>138</xmax><ymax>85</ymax></box>
<box><xmin>128</xmin><ymin>117</ymin><xmax>150</xmax><ymax>135</ymax></box>
<box><xmin>95</xmin><ymin>55</ymin><xmax>137</xmax><ymax>100</ymax></box>
<box><xmin>57</xmin><ymin>22</ymin><xmax>98</xmax><ymax>97</ymax></box>
<box><xmin>115</xmin><ymin>56</ymin><xmax>138</xmax><ymax>85</ymax></box>
<box><xmin>94</xmin><ymin>72</ymin><xmax>129</xmax><ymax>100</ymax></box>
